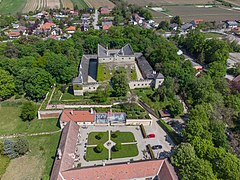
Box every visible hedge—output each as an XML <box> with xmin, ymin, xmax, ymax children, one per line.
<box><xmin>140</xmin><ymin>124</ymin><xmax>147</xmax><ymax>138</ymax></box>
<box><xmin>158</xmin><ymin>119</ymin><xmax>182</xmax><ymax>145</ymax></box>
<box><xmin>147</xmin><ymin>144</ymin><xmax>155</xmax><ymax>159</ymax></box>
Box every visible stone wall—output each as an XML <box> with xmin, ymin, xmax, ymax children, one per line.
<box><xmin>38</xmin><ymin>110</ymin><xmax>62</xmax><ymax>119</ymax></box>
<box><xmin>98</xmin><ymin>56</ymin><xmax>135</xmax><ymax>63</ymax></box>
<box><xmin>126</xmin><ymin>119</ymin><xmax>152</xmax><ymax>126</ymax></box>
<box><xmin>129</xmin><ymin>79</ymin><xmax>153</xmax><ymax>89</ymax></box>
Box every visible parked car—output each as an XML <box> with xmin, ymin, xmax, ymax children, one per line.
<box><xmin>152</xmin><ymin>145</ymin><xmax>162</xmax><ymax>149</ymax></box>
<box><xmin>147</xmin><ymin>134</ymin><xmax>155</xmax><ymax>138</ymax></box>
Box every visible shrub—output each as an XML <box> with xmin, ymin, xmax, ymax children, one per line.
<box><xmin>147</xmin><ymin>144</ymin><xmax>155</xmax><ymax>159</ymax></box>
<box><xmin>140</xmin><ymin>124</ymin><xmax>147</xmax><ymax>138</ymax></box>
<box><xmin>14</xmin><ymin>138</ymin><xmax>29</xmax><ymax>155</ymax></box>
<box><xmin>95</xmin><ymin>132</ymin><xmax>104</xmax><ymax>140</ymax></box>
<box><xmin>20</xmin><ymin>101</ymin><xmax>37</xmax><ymax>121</ymax></box>
<box><xmin>95</xmin><ymin>144</ymin><xmax>104</xmax><ymax>153</ymax></box>
<box><xmin>113</xmin><ymin>143</ymin><xmax>122</xmax><ymax>151</ymax></box>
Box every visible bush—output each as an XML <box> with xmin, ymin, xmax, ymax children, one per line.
<box><xmin>95</xmin><ymin>132</ymin><xmax>104</xmax><ymax>140</ymax></box>
<box><xmin>147</xmin><ymin>144</ymin><xmax>155</xmax><ymax>159</ymax></box>
<box><xmin>140</xmin><ymin>124</ymin><xmax>147</xmax><ymax>138</ymax></box>
<box><xmin>113</xmin><ymin>143</ymin><xmax>122</xmax><ymax>151</ymax></box>
<box><xmin>95</xmin><ymin>144</ymin><xmax>104</xmax><ymax>153</ymax></box>
<box><xmin>20</xmin><ymin>101</ymin><xmax>37</xmax><ymax>121</ymax></box>
<box><xmin>111</xmin><ymin>130</ymin><xmax>120</xmax><ymax>138</ymax></box>
<box><xmin>14</xmin><ymin>138</ymin><xmax>29</xmax><ymax>156</ymax></box>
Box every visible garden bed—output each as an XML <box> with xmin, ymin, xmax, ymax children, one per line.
<box><xmin>111</xmin><ymin>131</ymin><xmax>136</xmax><ymax>143</ymax></box>
<box><xmin>111</xmin><ymin>144</ymin><xmax>138</xmax><ymax>159</ymax></box>
<box><xmin>85</xmin><ymin>147</ymin><xmax>108</xmax><ymax>161</ymax></box>
<box><xmin>87</xmin><ymin>132</ymin><xmax>108</xmax><ymax>145</ymax></box>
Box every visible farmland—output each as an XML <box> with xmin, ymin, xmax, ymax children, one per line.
<box><xmin>71</xmin><ymin>0</ymin><xmax>89</xmax><ymax>9</ymax></box>
<box><xmin>151</xmin><ymin>6</ymin><xmax>240</xmax><ymax>22</ymax></box>
<box><xmin>0</xmin><ymin>0</ymin><xmax>27</xmax><ymax>14</ymax></box>
<box><xmin>61</xmin><ymin>0</ymin><xmax>73</xmax><ymax>9</ymax></box>
<box><xmin>85</xmin><ymin>0</ymin><xmax>115</xmax><ymax>9</ymax></box>
<box><xmin>126</xmin><ymin>0</ymin><xmax>216</xmax><ymax>6</ymax></box>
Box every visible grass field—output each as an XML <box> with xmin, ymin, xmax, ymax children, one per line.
<box><xmin>0</xmin><ymin>155</ymin><xmax>10</xmax><ymax>179</ymax></box>
<box><xmin>2</xmin><ymin>133</ymin><xmax>61</xmax><ymax>180</ymax></box>
<box><xmin>87</xmin><ymin>132</ymin><xmax>108</xmax><ymax>145</ymax></box>
<box><xmin>85</xmin><ymin>146</ymin><xmax>109</xmax><ymax>161</ymax></box>
<box><xmin>0</xmin><ymin>0</ymin><xmax>27</xmax><ymax>14</ymax></box>
<box><xmin>111</xmin><ymin>131</ymin><xmax>136</xmax><ymax>143</ymax></box>
<box><xmin>111</xmin><ymin>144</ymin><xmax>138</xmax><ymax>159</ymax></box>
<box><xmin>0</xmin><ymin>105</ymin><xmax>60</xmax><ymax>135</ymax></box>
<box><xmin>85</xmin><ymin>0</ymin><xmax>115</xmax><ymax>9</ymax></box>
<box><xmin>204</xmin><ymin>32</ymin><xmax>224</xmax><ymax>38</ymax></box>
<box><xmin>71</xmin><ymin>0</ymin><xmax>89</xmax><ymax>9</ymax></box>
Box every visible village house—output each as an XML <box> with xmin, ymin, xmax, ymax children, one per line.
<box><xmin>40</xmin><ymin>22</ymin><xmax>56</xmax><ymax>32</ymax></box>
<box><xmin>100</xmin><ymin>7</ymin><xmax>111</xmax><ymax>15</ymax></box>
<box><xmin>132</xmin><ymin>13</ymin><xmax>144</xmax><ymax>24</ymax></box>
<box><xmin>65</xmin><ymin>26</ymin><xmax>76</xmax><ymax>34</ymax></box>
<box><xmin>226</xmin><ymin>20</ymin><xmax>238</xmax><ymax>29</ymax></box>
<box><xmin>72</xmin><ymin>44</ymin><xmax>164</xmax><ymax>96</ymax></box>
<box><xmin>7</xmin><ymin>31</ymin><xmax>21</xmax><ymax>39</ymax></box>
<box><xmin>102</xmin><ymin>21</ymin><xmax>113</xmax><ymax>30</ymax></box>
<box><xmin>231</xmin><ymin>75</ymin><xmax>240</xmax><ymax>91</ymax></box>
<box><xmin>50</xmin><ymin>120</ymin><xmax>178</xmax><ymax>180</ymax></box>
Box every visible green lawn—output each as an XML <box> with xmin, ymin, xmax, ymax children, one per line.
<box><xmin>0</xmin><ymin>0</ymin><xmax>27</xmax><ymax>14</ymax></box>
<box><xmin>87</xmin><ymin>132</ymin><xmax>108</xmax><ymax>145</ymax></box>
<box><xmin>40</xmin><ymin>88</ymin><xmax>54</xmax><ymax>110</ymax></box>
<box><xmin>0</xmin><ymin>106</ymin><xmax>60</xmax><ymax>135</ymax></box>
<box><xmin>85</xmin><ymin>147</ymin><xmax>108</xmax><ymax>161</ymax></box>
<box><xmin>1</xmin><ymin>133</ymin><xmax>61</xmax><ymax>179</ymax></box>
<box><xmin>71</xmin><ymin>0</ymin><xmax>89</xmax><ymax>9</ymax></box>
<box><xmin>97</xmin><ymin>63</ymin><xmax>113</xmax><ymax>82</ymax></box>
<box><xmin>111</xmin><ymin>144</ymin><xmax>138</xmax><ymax>159</ymax></box>
<box><xmin>0</xmin><ymin>155</ymin><xmax>10</xmax><ymax>179</ymax></box>
<box><xmin>111</xmin><ymin>131</ymin><xmax>136</xmax><ymax>143</ymax></box>
<box><xmin>204</xmin><ymin>32</ymin><xmax>223</xmax><ymax>39</ymax></box>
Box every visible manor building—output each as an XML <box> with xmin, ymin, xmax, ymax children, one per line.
<box><xmin>72</xmin><ymin>44</ymin><xmax>164</xmax><ymax>95</ymax></box>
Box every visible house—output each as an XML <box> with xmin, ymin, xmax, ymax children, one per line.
<box><xmin>40</xmin><ymin>22</ymin><xmax>56</xmax><ymax>31</ymax></box>
<box><xmin>12</xmin><ymin>23</ymin><xmax>19</xmax><ymax>29</ymax></box>
<box><xmin>226</xmin><ymin>21</ymin><xmax>238</xmax><ymax>29</ymax></box>
<box><xmin>159</xmin><ymin>109</ymin><xmax>172</xmax><ymax>119</ymax></box>
<box><xmin>227</xmin><ymin>53</ymin><xmax>240</xmax><ymax>68</ymax></box>
<box><xmin>191</xmin><ymin>19</ymin><xmax>203</xmax><ymax>27</ymax></box>
<box><xmin>132</xmin><ymin>13</ymin><xmax>144</xmax><ymax>24</ymax></box>
<box><xmin>50</xmin><ymin>120</ymin><xmax>178</xmax><ymax>180</ymax></box>
<box><xmin>81</xmin><ymin>13</ymin><xmax>91</xmax><ymax>20</ymax></box>
<box><xmin>17</xmin><ymin>26</ymin><xmax>27</xmax><ymax>35</ymax></box>
<box><xmin>181</xmin><ymin>23</ymin><xmax>194</xmax><ymax>32</ymax></box>
<box><xmin>60</xmin><ymin>109</ymin><xmax>95</xmax><ymax>128</ymax></box>
<box><xmin>102</xmin><ymin>21</ymin><xmax>113</xmax><ymax>30</ymax></box>
<box><xmin>65</xmin><ymin>26</ymin><xmax>76</xmax><ymax>34</ymax></box>
<box><xmin>170</xmin><ymin>23</ymin><xmax>178</xmax><ymax>31</ymax></box>
<box><xmin>72</xmin><ymin>44</ymin><xmax>164</xmax><ymax>95</ymax></box>
<box><xmin>231</xmin><ymin>75</ymin><xmax>240</xmax><ymax>91</ymax></box>
<box><xmin>7</xmin><ymin>31</ymin><xmax>21</xmax><ymax>39</ymax></box>
<box><xmin>100</xmin><ymin>7</ymin><xmax>110</xmax><ymax>15</ymax></box>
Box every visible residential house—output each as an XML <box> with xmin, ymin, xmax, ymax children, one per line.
<box><xmin>181</xmin><ymin>23</ymin><xmax>194</xmax><ymax>32</ymax></box>
<box><xmin>7</xmin><ymin>31</ymin><xmax>21</xmax><ymax>39</ymax></box>
<box><xmin>17</xmin><ymin>26</ymin><xmax>27</xmax><ymax>35</ymax></box>
<box><xmin>226</xmin><ymin>21</ymin><xmax>238</xmax><ymax>29</ymax></box>
<box><xmin>102</xmin><ymin>21</ymin><xmax>113</xmax><ymax>30</ymax></box>
<box><xmin>191</xmin><ymin>19</ymin><xmax>203</xmax><ymax>27</ymax></box>
<box><xmin>132</xmin><ymin>13</ymin><xmax>144</xmax><ymax>24</ymax></box>
<box><xmin>100</xmin><ymin>7</ymin><xmax>111</xmax><ymax>15</ymax></box>
<box><xmin>170</xmin><ymin>23</ymin><xmax>178</xmax><ymax>31</ymax></box>
<box><xmin>231</xmin><ymin>75</ymin><xmax>240</xmax><ymax>91</ymax></box>
<box><xmin>65</xmin><ymin>26</ymin><xmax>76</xmax><ymax>34</ymax></box>
<box><xmin>227</xmin><ymin>53</ymin><xmax>240</xmax><ymax>68</ymax></box>
<box><xmin>40</xmin><ymin>22</ymin><xmax>56</xmax><ymax>32</ymax></box>
<box><xmin>12</xmin><ymin>23</ymin><xmax>19</xmax><ymax>29</ymax></box>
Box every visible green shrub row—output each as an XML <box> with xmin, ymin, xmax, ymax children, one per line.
<box><xmin>158</xmin><ymin>119</ymin><xmax>182</xmax><ymax>145</ymax></box>
<box><xmin>147</xmin><ymin>144</ymin><xmax>155</xmax><ymax>159</ymax></box>
<box><xmin>140</xmin><ymin>124</ymin><xmax>147</xmax><ymax>138</ymax></box>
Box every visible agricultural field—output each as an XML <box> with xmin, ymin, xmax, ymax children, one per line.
<box><xmin>151</xmin><ymin>6</ymin><xmax>240</xmax><ymax>22</ymax></box>
<box><xmin>225</xmin><ymin>0</ymin><xmax>240</xmax><ymax>6</ymax></box>
<box><xmin>71</xmin><ymin>0</ymin><xmax>89</xmax><ymax>8</ymax></box>
<box><xmin>61</xmin><ymin>0</ymin><xmax>73</xmax><ymax>9</ymax></box>
<box><xmin>125</xmin><ymin>0</ymin><xmax>215</xmax><ymax>7</ymax></box>
<box><xmin>0</xmin><ymin>0</ymin><xmax>27</xmax><ymax>14</ymax></box>
<box><xmin>85</xmin><ymin>0</ymin><xmax>115</xmax><ymax>9</ymax></box>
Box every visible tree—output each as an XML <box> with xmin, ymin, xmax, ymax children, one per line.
<box><xmin>168</xmin><ymin>98</ymin><xmax>184</xmax><ymax>117</ymax></box>
<box><xmin>14</xmin><ymin>138</ymin><xmax>29</xmax><ymax>155</ymax></box>
<box><xmin>95</xmin><ymin>84</ymin><xmax>112</xmax><ymax>102</ymax></box>
<box><xmin>20</xmin><ymin>101</ymin><xmax>37</xmax><ymax>121</ymax></box>
<box><xmin>113</xmin><ymin>143</ymin><xmax>122</xmax><ymax>151</ymax></box>
<box><xmin>111</xmin><ymin>69</ymin><xmax>128</xmax><ymax>97</ymax></box>
<box><xmin>0</xmin><ymin>68</ymin><xmax>15</xmax><ymax>100</ymax></box>
<box><xmin>95</xmin><ymin>144</ymin><xmax>104</xmax><ymax>153</ymax></box>
<box><xmin>158</xmin><ymin>21</ymin><xmax>169</xmax><ymax>31</ymax></box>
<box><xmin>4</xmin><ymin>139</ymin><xmax>18</xmax><ymax>159</ymax></box>
<box><xmin>170</xmin><ymin>16</ymin><xmax>182</xmax><ymax>26</ymax></box>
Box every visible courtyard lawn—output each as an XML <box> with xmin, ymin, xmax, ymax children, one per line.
<box><xmin>87</xmin><ymin>132</ymin><xmax>108</xmax><ymax>145</ymax></box>
<box><xmin>111</xmin><ymin>131</ymin><xmax>136</xmax><ymax>143</ymax></box>
<box><xmin>2</xmin><ymin>133</ymin><xmax>61</xmax><ymax>180</ymax></box>
<box><xmin>0</xmin><ymin>105</ymin><xmax>60</xmax><ymax>135</ymax></box>
<box><xmin>85</xmin><ymin>147</ymin><xmax>108</xmax><ymax>161</ymax></box>
<box><xmin>111</xmin><ymin>144</ymin><xmax>138</xmax><ymax>159</ymax></box>
<box><xmin>97</xmin><ymin>63</ymin><xmax>113</xmax><ymax>82</ymax></box>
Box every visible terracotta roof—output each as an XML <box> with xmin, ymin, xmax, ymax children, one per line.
<box><xmin>66</xmin><ymin>26</ymin><xmax>76</xmax><ymax>31</ymax></box>
<box><xmin>60</xmin><ymin>110</ymin><xmax>95</xmax><ymax>122</ymax></box>
<box><xmin>8</xmin><ymin>31</ymin><xmax>20</xmax><ymax>37</ymax></box>
<box><xmin>233</xmin><ymin>75</ymin><xmax>240</xmax><ymax>83</ymax></box>
<box><xmin>50</xmin><ymin>121</ymin><xmax>79</xmax><ymax>180</ymax></box>
<box><xmin>40</xmin><ymin>22</ymin><xmax>56</xmax><ymax>29</ymax></box>
<box><xmin>103</xmin><ymin>24</ymin><xmax>112</xmax><ymax>30</ymax></box>
<box><xmin>61</xmin><ymin>159</ymin><xmax>178</xmax><ymax>180</ymax></box>
<box><xmin>100</xmin><ymin>7</ymin><xmax>110</xmax><ymax>15</ymax></box>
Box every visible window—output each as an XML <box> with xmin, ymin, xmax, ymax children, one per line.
<box><xmin>134</xmin><ymin>84</ymin><xmax>136</xmax><ymax>86</ymax></box>
<box><xmin>89</xmin><ymin>87</ymin><xmax>91</xmax><ymax>89</ymax></box>
<box><xmin>93</xmin><ymin>87</ymin><xmax>95</xmax><ymax>89</ymax></box>
<box><xmin>122</xmin><ymin>58</ymin><xmax>124</xmax><ymax>60</ymax></box>
<box><xmin>142</xmin><ymin>84</ymin><xmax>144</xmax><ymax>86</ymax></box>
<box><xmin>138</xmin><ymin>84</ymin><xmax>140</xmax><ymax>86</ymax></box>
<box><xmin>145</xmin><ymin>83</ymin><xmax>147</xmax><ymax>86</ymax></box>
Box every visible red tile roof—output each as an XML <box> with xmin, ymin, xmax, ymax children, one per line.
<box><xmin>100</xmin><ymin>7</ymin><xmax>110</xmax><ymax>15</ymax></box>
<box><xmin>40</xmin><ymin>22</ymin><xmax>56</xmax><ymax>30</ymax></box>
<box><xmin>8</xmin><ymin>31</ymin><xmax>20</xmax><ymax>37</ymax></box>
<box><xmin>61</xmin><ymin>159</ymin><xmax>177</xmax><ymax>180</ymax></box>
<box><xmin>50</xmin><ymin>121</ymin><xmax>79</xmax><ymax>180</ymax></box>
<box><xmin>66</xmin><ymin>26</ymin><xmax>76</xmax><ymax>31</ymax></box>
<box><xmin>103</xmin><ymin>24</ymin><xmax>112</xmax><ymax>30</ymax></box>
<box><xmin>60</xmin><ymin>110</ymin><xmax>95</xmax><ymax>122</ymax></box>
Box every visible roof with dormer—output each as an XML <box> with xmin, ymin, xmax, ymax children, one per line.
<box><xmin>97</xmin><ymin>44</ymin><xmax>134</xmax><ymax>58</ymax></box>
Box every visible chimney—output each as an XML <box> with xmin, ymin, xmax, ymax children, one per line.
<box><xmin>127</xmin><ymin>161</ymin><xmax>130</xmax><ymax>164</ymax></box>
<box><xmin>153</xmin><ymin>71</ymin><xmax>156</xmax><ymax>75</ymax></box>
<box><xmin>90</xmin><ymin>108</ymin><xmax>94</xmax><ymax>114</ymax></box>
<box><xmin>70</xmin><ymin>110</ymin><xmax>74</xmax><ymax>115</ymax></box>
<box><xmin>57</xmin><ymin>148</ymin><xmax>62</xmax><ymax>160</ymax></box>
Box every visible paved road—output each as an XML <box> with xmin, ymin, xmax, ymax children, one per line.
<box><xmin>93</xmin><ymin>9</ymin><xmax>99</xmax><ymax>30</ymax></box>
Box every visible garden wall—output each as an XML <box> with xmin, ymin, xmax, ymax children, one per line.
<box><xmin>38</xmin><ymin>110</ymin><xmax>62</xmax><ymax>119</ymax></box>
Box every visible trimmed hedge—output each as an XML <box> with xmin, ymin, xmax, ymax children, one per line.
<box><xmin>147</xmin><ymin>144</ymin><xmax>155</xmax><ymax>159</ymax></box>
<box><xmin>158</xmin><ymin>119</ymin><xmax>182</xmax><ymax>145</ymax></box>
<box><xmin>140</xmin><ymin>124</ymin><xmax>147</xmax><ymax>138</ymax></box>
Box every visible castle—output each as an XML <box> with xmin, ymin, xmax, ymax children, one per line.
<box><xmin>72</xmin><ymin>44</ymin><xmax>164</xmax><ymax>95</ymax></box>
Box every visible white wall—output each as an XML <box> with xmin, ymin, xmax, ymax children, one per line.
<box><xmin>129</xmin><ymin>80</ymin><xmax>152</xmax><ymax>89</ymax></box>
<box><xmin>99</xmin><ymin>56</ymin><xmax>135</xmax><ymax>63</ymax></box>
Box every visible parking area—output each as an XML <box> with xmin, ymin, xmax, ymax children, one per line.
<box><xmin>76</xmin><ymin>119</ymin><xmax>174</xmax><ymax>167</ymax></box>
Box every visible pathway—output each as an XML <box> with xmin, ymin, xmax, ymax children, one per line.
<box><xmin>0</xmin><ymin>130</ymin><xmax>61</xmax><ymax>139</ymax></box>
<box><xmin>93</xmin><ymin>9</ymin><xmax>99</xmax><ymax>30</ymax></box>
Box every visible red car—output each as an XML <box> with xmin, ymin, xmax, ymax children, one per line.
<box><xmin>147</xmin><ymin>134</ymin><xmax>155</xmax><ymax>138</ymax></box>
